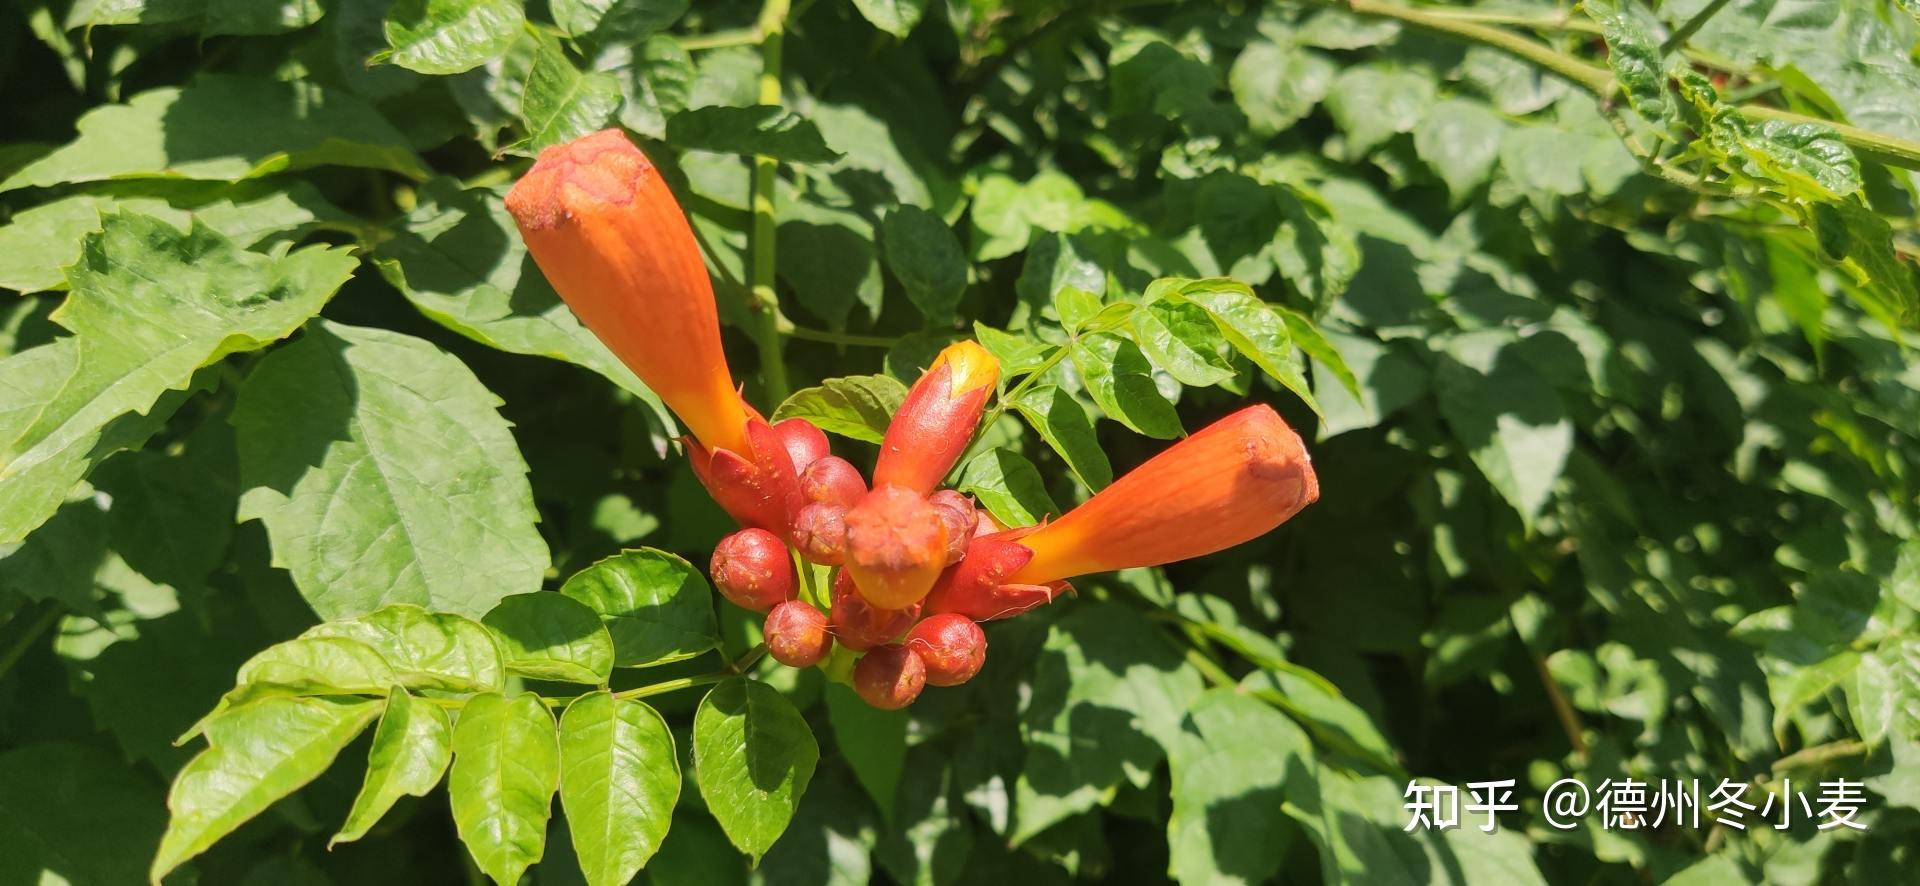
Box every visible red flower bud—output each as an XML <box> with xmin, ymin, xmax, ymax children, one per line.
<box><xmin>799</xmin><ymin>456</ymin><xmax>867</xmax><ymax>507</ymax></box>
<box><xmin>771</xmin><ymin>417</ymin><xmax>831</xmax><ymax>476</ymax></box>
<box><xmin>1008</xmin><ymin>405</ymin><xmax>1317</xmax><ymax>585</ymax></box>
<box><xmin>765</xmin><ymin>600</ymin><xmax>833</xmax><ymax>668</ymax></box>
<box><xmin>687</xmin><ymin>417</ymin><xmax>806</xmax><ymax>537</ymax></box>
<box><xmin>873</xmin><ymin>341</ymin><xmax>999</xmax><ymax>494</ymax></box>
<box><xmin>923</xmin><ymin>533</ymin><xmax>1066</xmax><ymax>621</ymax></box>
<box><xmin>790</xmin><ymin>501</ymin><xmax>849</xmax><ymax>566</ymax></box>
<box><xmin>852</xmin><ymin>644</ymin><xmax>926</xmax><ymax>710</ymax></box>
<box><xmin>927</xmin><ymin>489</ymin><xmax>977</xmax><ymax>564</ymax></box>
<box><xmin>842</xmin><ymin>485</ymin><xmax>949</xmax><ymax>610</ymax></box>
<box><xmin>829</xmin><ymin>571</ymin><xmax>920</xmax><ymax>651</ymax></box>
<box><xmin>506</xmin><ymin>130</ymin><xmax>751</xmax><ymax>457</ymax></box>
<box><xmin>710</xmin><ymin>528</ymin><xmax>795</xmax><ymax>613</ymax></box>
<box><xmin>905</xmin><ymin>613</ymin><xmax>987</xmax><ymax>687</ymax></box>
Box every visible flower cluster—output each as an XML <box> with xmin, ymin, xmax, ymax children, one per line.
<box><xmin>508</xmin><ymin>130</ymin><xmax>1321</xmax><ymax>708</ymax></box>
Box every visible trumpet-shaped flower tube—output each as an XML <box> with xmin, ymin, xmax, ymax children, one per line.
<box><xmin>928</xmin><ymin>405</ymin><xmax>1317</xmax><ymax>620</ymax></box>
<box><xmin>506</xmin><ymin>129</ymin><xmax>750</xmax><ymax>456</ymax></box>
<box><xmin>872</xmin><ymin>341</ymin><xmax>999</xmax><ymax>494</ymax></box>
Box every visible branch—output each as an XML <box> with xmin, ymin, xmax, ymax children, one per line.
<box><xmin>1340</xmin><ymin>0</ymin><xmax>1920</xmax><ymax>172</ymax></box>
<box><xmin>747</xmin><ymin>0</ymin><xmax>794</xmax><ymax>405</ymax></box>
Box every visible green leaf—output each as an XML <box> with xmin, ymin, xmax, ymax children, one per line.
<box><xmin>1072</xmin><ymin>333</ymin><xmax>1183</xmax><ymax>439</ymax></box>
<box><xmin>0</xmin><ymin>743</ymin><xmax>167</xmax><ymax>886</ymax></box>
<box><xmin>1584</xmin><ymin>0</ymin><xmax>1675</xmax><ymax>128</ymax></box>
<box><xmin>1173</xmin><ymin>279</ymin><xmax>1322</xmax><ymax>414</ymax></box>
<box><xmin>617</xmin><ymin>35</ymin><xmax>696</xmax><ymax>140</ymax></box>
<box><xmin>666</xmin><ymin>106</ymin><xmax>846</xmax><ymax>164</ymax></box>
<box><xmin>302</xmin><ymin>604</ymin><xmax>506</xmax><ymax>693</ymax></box>
<box><xmin>1500</xmin><ymin>125</ymin><xmax>1592</xmax><ymax>197</ymax></box>
<box><xmin>1325</xmin><ymin>65</ymin><xmax>1435</xmax><ymax>156</ymax></box>
<box><xmin>1230</xmin><ymin>38</ymin><xmax>1336</xmax><ymax>134</ymax></box>
<box><xmin>776</xmin><ymin>196</ymin><xmax>883</xmax><ymax>330</ymax></box>
<box><xmin>1052</xmin><ymin>287</ymin><xmax>1104</xmax><ymax>333</ymax></box>
<box><xmin>772</xmin><ymin>375</ymin><xmax>909</xmax><ymax>444</ymax></box>
<box><xmin>232</xmin><ymin>321</ymin><xmax>550</xmax><ymax>620</ymax></box>
<box><xmin>0</xmin><ymin>194</ymin><xmax>179</xmax><ymax>293</ymax></box>
<box><xmin>519</xmin><ymin>34</ymin><xmax>624</xmax><ymax>153</ymax></box>
<box><xmin>552</xmin><ymin>0</ymin><xmax>688</xmax><ymax>42</ymax></box>
<box><xmin>0</xmin><ymin>77</ymin><xmax>426</xmax><ymax>191</ymax></box>
<box><xmin>1132</xmin><ymin>295</ymin><xmax>1236</xmax><ymax>387</ymax></box>
<box><xmin>693</xmin><ymin>679</ymin><xmax>818</xmax><ymax>864</ymax></box>
<box><xmin>75</xmin><ymin>0</ymin><xmax>326</xmax><ymax>36</ymax></box>
<box><xmin>90</xmin><ymin>419</ymin><xmax>237</xmax><ymax>592</ymax></box>
<box><xmin>1434</xmin><ymin>331</ymin><xmax>1573</xmax><ymax>523</ymax></box>
<box><xmin>882</xmin><ymin>206</ymin><xmax>969</xmax><ymax>324</ymax></box>
<box><xmin>236</xmin><ymin>636</ymin><xmax>398</xmax><ymax>696</ymax></box>
<box><xmin>1413</xmin><ymin>99</ymin><xmax>1505</xmax><ymax>200</ymax></box>
<box><xmin>1</xmin><ymin>213</ymin><xmax>356</xmax><ymax>544</ymax></box>
<box><xmin>850</xmin><ymin>0</ymin><xmax>927</xmax><ymax>37</ymax></box>
<box><xmin>483</xmin><ymin>593</ymin><xmax>618</xmax><ymax>684</ymax></box>
<box><xmin>0</xmin><ymin>497</ymin><xmax>109</xmax><ymax>614</ymax></box>
<box><xmin>1014</xmin><ymin>603</ymin><xmax>1204</xmax><ymax>844</ymax></box>
<box><xmin>152</xmin><ymin>696</ymin><xmax>382</xmax><ymax>881</ymax></box>
<box><xmin>1167</xmin><ymin>689</ymin><xmax>1313</xmax><ymax>886</ymax></box>
<box><xmin>1808</xmin><ymin>197</ymin><xmax>1920</xmax><ymax>327</ymax></box>
<box><xmin>381</xmin><ymin>0</ymin><xmax>523</xmax><ymax>75</ymax></box>
<box><xmin>1011</xmin><ymin>385</ymin><xmax>1113</xmax><ymax>490</ymax></box>
<box><xmin>450</xmin><ymin>693</ymin><xmax>562</xmax><ymax>886</ymax></box>
<box><xmin>373</xmin><ymin>179</ymin><xmax>673</xmax><ymax>427</ymax></box>
<box><xmin>973</xmin><ymin>324</ymin><xmax>1056</xmax><ymax>376</ymax></box>
<box><xmin>333</xmin><ymin>688</ymin><xmax>454</xmax><ymax>846</ymax></box>
<box><xmin>957</xmin><ymin>448</ymin><xmax>1059</xmax><ymax>527</ymax></box>
<box><xmin>1712</xmin><ymin>113</ymin><xmax>1863</xmax><ymax>201</ymax></box>
<box><xmin>558</xmin><ymin>691</ymin><xmax>681</xmax><ymax>886</ymax></box>
<box><xmin>559</xmin><ymin>548</ymin><xmax>719</xmax><ymax>668</ymax></box>
<box><xmin>825</xmin><ymin>683</ymin><xmax>907</xmax><ymax>818</ymax></box>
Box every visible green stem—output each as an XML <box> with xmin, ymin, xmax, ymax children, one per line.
<box><xmin>1346</xmin><ymin>0</ymin><xmax>1614</xmax><ymax>94</ymax></box>
<box><xmin>1771</xmin><ymin>738</ymin><xmax>1869</xmax><ymax>772</ymax></box>
<box><xmin>1661</xmin><ymin>0</ymin><xmax>1734</xmax><ymax>55</ymax></box>
<box><xmin>783</xmin><ymin>325</ymin><xmax>901</xmax><ymax>348</ymax></box>
<box><xmin>0</xmin><ymin>601</ymin><xmax>61</xmax><ymax>683</ymax></box>
<box><xmin>679</xmin><ymin>27</ymin><xmax>761</xmax><ymax>51</ymax></box>
<box><xmin>1338</xmin><ymin>0</ymin><xmax>1920</xmax><ymax>172</ymax></box>
<box><xmin>979</xmin><ymin>344</ymin><xmax>1069</xmax><ymax>431</ymax></box>
<box><xmin>747</xmin><ymin>0</ymin><xmax>794</xmax><ymax>406</ymax></box>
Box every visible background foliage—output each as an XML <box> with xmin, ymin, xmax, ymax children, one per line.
<box><xmin>3</xmin><ymin>0</ymin><xmax>1920</xmax><ymax>883</ymax></box>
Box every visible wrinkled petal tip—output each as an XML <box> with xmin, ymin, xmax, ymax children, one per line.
<box><xmin>504</xmin><ymin>129</ymin><xmax>654</xmax><ymax>231</ymax></box>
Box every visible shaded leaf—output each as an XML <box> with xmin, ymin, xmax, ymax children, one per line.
<box><xmin>333</xmin><ymin>688</ymin><xmax>454</xmax><ymax>846</ymax></box>
<box><xmin>693</xmin><ymin>679</ymin><xmax>818</xmax><ymax>863</ymax></box>
<box><xmin>483</xmin><ymin>592</ymin><xmax>618</xmax><ymax>684</ymax></box>
<box><xmin>667</xmin><ymin>106</ymin><xmax>844</xmax><ymax>164</ymax></box>
<box><xmin>559</xmin><ymin>548</ymin><xmax>719</xmax><ymax>668</ymax></box>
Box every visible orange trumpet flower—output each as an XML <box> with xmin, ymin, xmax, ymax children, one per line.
<box><xmin>506</xmin><ymin>129</ymin><xmax>750</xmax><ymax>456</ymax></box>
<box><xmin>508</xmin><ymin>130</ymin><xmax>811</xmax><ymax>534</ymax></box>
<box><xmin>927</xmin><ymin>405</ymin><xmax>1318</xmax><ymax>620</ymax></box>
<box><xmin>873</xmin><ymin>341</ymin><xmax>999</xmax><ymax>494</ymax></box>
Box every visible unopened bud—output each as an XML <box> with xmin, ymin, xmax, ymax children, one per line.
<box><xmin>765</xmin><ymin>600</ymin><xmax>833</xmax><ymax>668</ymax></box>
<box><xmin>799</xmin><ymin>456</ymin><xmax>867</xmax><ymax>507</ymax></box>
<box><xmin>842</xmin><ymin>485</ymin><xmax>948</xmax><ymax>610</ymax></box>
<box><xmin>853</xmin><ymin>644</ymin><xmax>926</xmax><ymax>710</ymax></box>
<box><xmin>829</xmin><ymin>571</ymin><xmax>920</xmax><ymax>651</ymax></box>
<box><xmin>873</xmin><ymin>341</ymin><xmax>1000</xmax><ymax>494</ymax></box>
<box><xmin>710</xmin><ymin>528</ymin><xmax>795</xmax><ymax>613</ymax></box>
<box><xmin>927</xmin><ymin>489</ymin><xmax>977</xmax><ymax>564</ymax></box>
<box><xmin>790</xmin><ymin>501</ymin><xmax>849</xmax><ymax>566</ymax></box>
<box><xmin>771</xmin><ymin>417</ymin><xmax>831</xmax><ymax>476</ymax></box>
<box><xmin>905</xmin><ymin>613</ymin><xmax>987</xmax><ymax>687</ymax></box>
